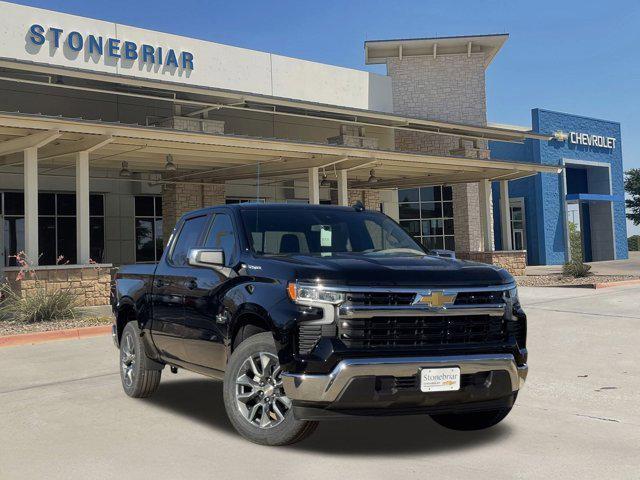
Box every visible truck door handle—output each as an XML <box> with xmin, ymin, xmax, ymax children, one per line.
<box><xmin>185</xmin><ymin>280</ymin><xmax>198</xmax><ymax>290</ymax></box>
<box><xmin>155</xmin><ymin>279</ymin><xmax>170</xmax><ymax>288</ymax></box>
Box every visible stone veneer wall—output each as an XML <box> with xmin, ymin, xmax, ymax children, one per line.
<box><xmin>4</xmin><ymin>265</ymin><xmax>112</xmax><ymax>307</ymax></box>
<box><xmin>457</xmin><ymin>250</ymin><xmax>527</xmax><ymax>277</ymax></box>
<box><xmin>348</xmin><ymin>189</ymin><xmax>381</xmax><ymax>211</ymax></box>
<box><xmin>163</xmin><ymin>183</ymin><xmax>226</xmax><ymax>241</ymax></box>
<box><xmin>386</xmin><ymin>53</ymin><xmax>491</xmax><ymax>253</ymax></box>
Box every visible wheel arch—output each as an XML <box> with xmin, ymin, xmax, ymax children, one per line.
<box><xmin>230</xmin><ymin>308</ymin><xmax>273</xmax><ymax>351</ymax></box>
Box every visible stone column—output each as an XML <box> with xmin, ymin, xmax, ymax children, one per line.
<box><xmin>337</xmin><ymin>169</ymin><xmax>348</xmax><ymax>206</ymax></box>
<box><xmin>308</xmin><ymin>167</ymin><xmax>320</xmax><ymax>204</ymax></box>
<box><xmin>347</xmin><ymin>189</ymin><xmax>381</xmax><ymax>210</ymax></box>
<box><xmin>75</xmin><ymin>151</ymin><xmax>90</xmax><ymax>264</ymax></box>
<box><xmin>500</xmin><ymin>180</ymin><xmax>513</xmax><ymax>250</ymax></box>
<box><xmin>23</xmin><ymin>147</ymin><xmax>39</xmax><ymax>265</ymax></box>
<box><xmin>163</xmin><ymin>182</ymin><xmax>226</xmax><ymax>244</ymax></box>
<box><xmin>386</xmin><ymin>53</ymin><xmax>490</xmax><ymax>254</ymax></box>
<box><xmin>478</xmin><ymin>179</ymin><xmax>494</xmax><ymax>251</ymax></box>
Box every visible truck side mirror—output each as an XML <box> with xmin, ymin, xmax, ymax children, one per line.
<box><xmin>188</xmin><ymin>248</ymin><xmax>225</xmax><ymax>268</ymax></box>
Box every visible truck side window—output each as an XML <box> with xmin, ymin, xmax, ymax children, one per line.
<box><xmin>204</xmin><ymin>213</ymin><xmax>235</xmax><ymax>265</ymax></box>
<box><xmin>170</xmin><ymin>215</ymin><xmax>208</xmax><ymax>266</ymax></box>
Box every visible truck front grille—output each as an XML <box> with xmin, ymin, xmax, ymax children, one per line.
<box><xmin>345</xmin><ymin>291</ymin><xmax>416</xmax><ymax>307</ymax></box>
<box><xmin>454</xmin><ymin>291</ymin><xmax>505</xmax><ymax>305</ymax></box>
<box><xmin>338</xmin><ymin>315</ymin><xmax>508</xmax><ymax>349</ymax></box>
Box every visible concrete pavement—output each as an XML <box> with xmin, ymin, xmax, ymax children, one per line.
<box><xmin>1</xmin><ymin>285</ymin><xmax>639</xmax><ymax>479</ymax></box>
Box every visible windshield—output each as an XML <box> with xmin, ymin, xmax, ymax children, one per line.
<box><xmin>240</xmin><ymin>208</ymin><xmax>425</xmax><ymax>257</ymax></box>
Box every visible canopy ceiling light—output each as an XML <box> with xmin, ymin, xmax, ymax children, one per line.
<box><xmin>119</xmin><ymin>161</ymin><xmax>132</xmax><ymax>178</ymax></box>
<box><xmin>165</xmin><ymin>154</ymin><xmax>177</xmax><ymax>171</ymax></box>
<box><xmin>320</xmin><ymin>172</ymin><xmax>330</xmax><ymax>187</ymax></box>
<box><xmin>367</xmin><ymin>169</ymin><xmax>378</xmax><ymax>184</ymax></box>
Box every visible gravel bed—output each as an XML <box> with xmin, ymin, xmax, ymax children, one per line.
<box><xmin>0</xmin><ymin>316</ymin><xmax>112</xmax><ymax>336</ymax></box>
<box><xmin>515</xmin><ymin>275</ymin><xmax>640</xmax><ymax>287</ymax></box>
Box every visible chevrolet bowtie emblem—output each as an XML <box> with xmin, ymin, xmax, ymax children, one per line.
<box><xmin>413</xmin><ymin>291</ymin><xmax>457</xmax><ymax>308</ymax></box>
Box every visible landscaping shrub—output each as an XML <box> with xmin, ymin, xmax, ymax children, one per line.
<box><xmin>0</xmin><ymin>284</ymin><xmax>79</xmax><ymax>323</ymax></box>
<box><xmin>562</xmin><ymin>260</ymin><xmax>592</xmax><ymax>278</ymax></box>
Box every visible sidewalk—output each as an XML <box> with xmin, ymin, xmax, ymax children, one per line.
<box><xmin>526</xmin><ymin>251</ymin><xmax>640</xmax><ymax>276</ymax></box>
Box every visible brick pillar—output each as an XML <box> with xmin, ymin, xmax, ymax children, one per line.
<box><xmin>347</xmin><ymin>189</ymin><xmax>381</xmax><ymax>210</ymax></box>
<box><xmin>453</xmin><ymin>183</ymin><xmax>482</xmax><ymax>252</ymax></box>
<box><xmin>203</xmin><ymin>184</ymin><xmax>226</xmax><ymax>207</ymax></box>
<box><xmin>163</xmin><ymin>182</ymin><xmax>225</xmax><ymax>243</ymax></box>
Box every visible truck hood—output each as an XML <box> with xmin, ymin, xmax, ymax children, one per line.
<box><xmin>251</xmin><ymin>253</ymin><xmax>513</xmax><ymax>287</ymax></box>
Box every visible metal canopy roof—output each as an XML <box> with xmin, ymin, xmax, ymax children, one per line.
<box><xmin>0</xmin><ymin>111</ymin><xmax>560</xmax><ymax>189</ymax></box>
<box><xmin>365</xmin><ymin>34</ymin><xmax>509</xmax><ymax>67</ymax></box>
<box><xmin>0</xmin><ymin>58</ymin><xmax>550</xmax><ymax>144</ymax></box>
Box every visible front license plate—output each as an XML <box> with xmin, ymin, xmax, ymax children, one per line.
<box><xmin>420</xmin><ymin>367</ymin><xmax>461</xmax><ymax>392</ymax></box>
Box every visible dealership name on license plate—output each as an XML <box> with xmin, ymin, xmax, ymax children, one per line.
<box><xmin>420</xmin><ymin>367</ymin><xmax>461</xmax><ymax>392</ymax></box>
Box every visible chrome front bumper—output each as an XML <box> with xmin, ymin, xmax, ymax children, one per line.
<box><xmin>282</xmin><ymin>354</ymin><xmax>528</xmax><ymax>403</ymax></box>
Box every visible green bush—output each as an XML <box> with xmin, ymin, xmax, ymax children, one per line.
<box><xmin>562</xmin><ymin>261</ymin><xmax>592</xmax><ymax>278</ymax></box>
<box><xmin>629</xmin><ymin>235</ymin><xmax>640</xmax><ymax>252</ymax></box>
<box><xmin>0</xmin><ymin>284</ymin><xmax>79</xmax><ymax>323</ymax></box>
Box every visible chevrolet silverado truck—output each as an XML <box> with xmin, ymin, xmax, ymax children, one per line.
<box><xmin>111</xmin><ymin>203</ymin><xmax>527</xmax><ymax>446</ymax></box>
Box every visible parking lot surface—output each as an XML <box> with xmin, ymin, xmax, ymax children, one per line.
<box><xmin>1</xmin><ymin>285</ymin><xmax>639</xmax><ymax>479</ymax></box>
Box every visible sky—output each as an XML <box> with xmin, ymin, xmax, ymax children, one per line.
<box><xmin>9</xmin><ymin>0</ymin><xmax>640</xmax><ymax>235</ymax></box>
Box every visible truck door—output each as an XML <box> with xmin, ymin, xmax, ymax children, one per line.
<box><xmin>150</xmin><ymin>213</ymin><xmax>209</xmax><ymax>362</ymax></box>
<box><xmin>181</xmin><ymin>211</ymin><xmax>237</xmax><ymax>370</ymax></box>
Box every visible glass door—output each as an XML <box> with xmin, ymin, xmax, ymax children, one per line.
<box><xmin>509</xmin><ymin>199</ymin><xmax>527</xmax><ymax>251</ymax></box>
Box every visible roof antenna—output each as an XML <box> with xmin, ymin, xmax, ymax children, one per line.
<box><xmin>353</xmin><ymin>200</ymin><xmax>365</xmax><ymax>212</ymax></box>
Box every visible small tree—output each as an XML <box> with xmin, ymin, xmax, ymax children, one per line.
<box><xmin>625</xmin><ymin>169</ymin><xmax>640</xmax><ymax>226</ymax></box>
<box><xmin>568</xmin><ymin>221</ymin><xmax>583</xmax><ymax>261</ymax></box>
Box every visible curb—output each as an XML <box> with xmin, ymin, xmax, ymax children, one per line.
<box><xmin>591</xmin><ymin>279</ymin><xmax>640</xmax><ymax>289</ymax></box>
<box><xmin>0</xmin><ymin>325</ymin><xmax>111</xmax><ymax>348</ymax></box>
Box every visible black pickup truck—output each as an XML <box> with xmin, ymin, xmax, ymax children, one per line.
<box><xmin>112</xmin><ymin>203</ymin><xmax>527</xmax><ymax>445</ymax></box>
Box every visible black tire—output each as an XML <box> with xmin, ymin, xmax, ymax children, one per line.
<box><xmin>430</xmin><ymin>406</ymin><xmax>512</xmax><ymax>431</ymax></box>
<box><xmin>119</xmin><ymin>322</ymin><xmax>162</xmax><ymax>398</ymax></box>
<box><xmin>223</xmin><ymin>332</ymin><xmax>318</xmax><ymax>446</ymax></box>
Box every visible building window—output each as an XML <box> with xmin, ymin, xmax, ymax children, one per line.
<box><xmin>1</xmin><ymin>192</ymin><xmax>104</xmax><ymax>266</ymax></box>
<box><xmin>135</xmin><ymin>196</ymin><xmax>163</xmax><ymax>263</ymax></box>
<box><xmin>398</xmin><ymin>186</ymin><xmax>455</xmax><ymax>251</ymax></box>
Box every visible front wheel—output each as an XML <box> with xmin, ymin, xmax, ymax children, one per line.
<box><xmin>223</xmin><ymin>332</ymin><xmax>318</xmax><ymax>446</ymax></box>
<box><xmin>430</xmin><ymin>406</ymin><xmax>513</xmax><ymax>431</ymax></box>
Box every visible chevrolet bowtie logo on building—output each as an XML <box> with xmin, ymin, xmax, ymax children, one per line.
<box><xmin>413</xmin><ymin>291</ymin><xmax>457</xmax><ymax>309</ymax></box>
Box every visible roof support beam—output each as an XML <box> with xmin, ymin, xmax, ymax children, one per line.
<box><xmin>0</xmin><ymin>130</ymin><xmax>61</xmax><ymax>156</ymax></box>
<box><xmin>433</xmin><ymin>43</ymin><xmax>437</xmax><ymax>59</ymax></box>
<box><xmin>467</xmin><ymin>41</ymin><xmax>472</xmax><ymax>58</ymax></box>
<box><xmin>39</xmin><ymin>135</ymin><xmax>113</xmax><ymax>160</ymax></box>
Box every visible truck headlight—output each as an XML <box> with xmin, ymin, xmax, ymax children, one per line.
<box><xmin>507</xmin><ymin>286</ymin><xmax>519</xmax><ymax>305</ymax></box>
<box><xmin>287</xmin><ymin>283</ymin><xmax>345</xmax><ymax>305</ymax></box>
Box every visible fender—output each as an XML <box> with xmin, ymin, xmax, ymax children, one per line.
<box><xmin>222</xmin><ymin>277</ymin><xmax>299</xmax><ymax>364</ymax></box>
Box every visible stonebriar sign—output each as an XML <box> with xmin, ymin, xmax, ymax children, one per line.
<box><xmin>28</xmin><ymin>24</ymin><xmax>195</xmax><ymax>70</ymax></box>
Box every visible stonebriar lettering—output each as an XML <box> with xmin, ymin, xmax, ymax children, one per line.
<box><xmin>28</xmin><ymin>24</ymin><xmax>194</xmax><ymax>70</ymax></box>
<box><xmin>569</xmin><ymin>131</ymin><xmax>616</xmax><ymax>149</ymax></box>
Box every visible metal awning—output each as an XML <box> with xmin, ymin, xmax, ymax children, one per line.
<box><xmin>0</xmin><ymin>111</ymin><xmax>560</xmax><ymax>188</ymax></box>
<box><xmin>0</xmin><ymin>58</ymin><xmax>550</xmax><ymax>144</ymax></box>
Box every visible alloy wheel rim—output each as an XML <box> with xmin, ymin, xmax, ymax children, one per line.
<box><xmin>121</xmin><ymin>333</ymin><xmax>136</xmax><ymax>387</ymax></box>
<box><xmin>235</xmin><ymin>351</ymin><xmax>292</xmax><ymax>429</ymax></box>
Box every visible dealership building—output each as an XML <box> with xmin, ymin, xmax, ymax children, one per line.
<box><xmin>0</xmin><ymin>1</ymin><xmax>627</xmax><ymax>306</ymax></box>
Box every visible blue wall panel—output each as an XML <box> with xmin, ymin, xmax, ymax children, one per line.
<box><xmin>490</xmin><ymin>108</ymin><xmax>628</xmax><ymax>265</ymax></box>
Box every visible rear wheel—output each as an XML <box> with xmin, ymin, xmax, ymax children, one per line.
<box><xmin>119</xmin><ymin>322</ymin><xmax>162</xmax><ymax>398</ymax></box>
<box><xmin>223</xmin><ymin>332</ymin><xmax>318</xmax><ymax>445</ymax></box>
<box><xmin>430</xmin><ymin>406</ymin><xmax>512</xmax><ymax>431</ymax></box>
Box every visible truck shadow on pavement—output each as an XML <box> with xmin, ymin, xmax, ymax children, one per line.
<box><xmin>148</xmin><ymin>378</ymin><xmax>513</xmax><ymax>455</ymax></box>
